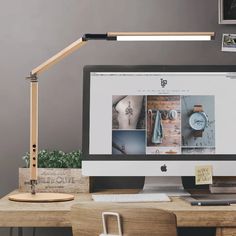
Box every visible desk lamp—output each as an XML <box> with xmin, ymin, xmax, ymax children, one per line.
<box><xmin>8</xmin><ymin>32</ymin><xmax>214</xmax><ymax>202</ymax></box>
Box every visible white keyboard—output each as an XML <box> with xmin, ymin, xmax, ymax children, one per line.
<box><xmin>92</xmin><ymin>193</ymin><xmax>171</xmax><ymax>202</ymax></box>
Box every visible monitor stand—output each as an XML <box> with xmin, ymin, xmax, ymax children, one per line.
<box><xmin>141</xmin><ymin>177</ymin><xmax>190</xmax><ymax>196</ymax></box>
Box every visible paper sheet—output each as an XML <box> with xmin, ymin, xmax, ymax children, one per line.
<box><xmin>195</xmin><ymin>165</ymin><xmax>213</xmax><ymax>185</ymax></box>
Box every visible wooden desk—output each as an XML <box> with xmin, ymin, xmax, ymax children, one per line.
<box><xmin>0</xmin><ymin>190</ymin><xmax>235</xmax><ymax>236</ymax></box>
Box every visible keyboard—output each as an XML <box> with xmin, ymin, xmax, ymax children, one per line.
<box><xmin>92</xmin><ymin>193</ymin><xmax>171</xmax><ymax>202</ymax></box>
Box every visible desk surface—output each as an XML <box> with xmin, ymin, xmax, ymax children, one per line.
<box><xmin>1</xmin><ymin>189</ymin><xmax>236</xmax><ymax>234</ymax></box>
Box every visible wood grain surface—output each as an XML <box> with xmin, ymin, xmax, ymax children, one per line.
<box><xmin>71</xmin><ymin>202</ymin><xmax>177</xmax><ymax>236</ymax></box>
<box><xmin>1</xmin><ymin>189</ymin><xmax>236</xmax><ymax>236</ymax></box>
<box><xmin>8</xmin><ymin>192</ymin><xmax>74</xmax><ymax>203</ymax></box>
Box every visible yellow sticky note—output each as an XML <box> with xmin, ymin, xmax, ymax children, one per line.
<box><xmin>195</xmin><ymin>165</ymin><xmax>213</xmax><ymax>185</ymax></box>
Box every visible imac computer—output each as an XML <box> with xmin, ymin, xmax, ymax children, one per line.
<box><xmin>82</xmin><ymin>65</ymin><xmax>236</xmax><ymax>194</ymax></box>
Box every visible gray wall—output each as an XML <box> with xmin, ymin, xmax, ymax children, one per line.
<box><xmin>0</xmin><ymin>0</ymin><xmax>235</xmax><ymax>235</ymax></box>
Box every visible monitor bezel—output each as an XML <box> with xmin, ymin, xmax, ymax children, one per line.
<box><xmin>82</xmin><ymin>65</ymin><xmax>236</xmax><ymax>161</ymax></box>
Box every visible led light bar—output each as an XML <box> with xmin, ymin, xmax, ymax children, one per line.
<box><xmin>107</xmin><ymin>32</ymin><xmax>215</xmax><ymax>41</ymax></box>
<box><xmin>116</xmin><ymin>35</ymin><xmax>212</xmax><ymax>41</ymax></box>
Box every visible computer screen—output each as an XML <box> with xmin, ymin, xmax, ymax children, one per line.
<box><xmin>82</xmin><ymin>66</ymin><xmax>236</xmax><ymax>176</ymax></box>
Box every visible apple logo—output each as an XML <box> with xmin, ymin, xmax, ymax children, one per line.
<box><xmin>161</xmin><ymin>164</ymin><xmax>167</xmax><ymax>172</ymax></box>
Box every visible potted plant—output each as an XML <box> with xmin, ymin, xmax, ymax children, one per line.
<box><xmin>19</xmin><ymin>150</ymin><xmax>90</xmax><ymax>193</ymax></box>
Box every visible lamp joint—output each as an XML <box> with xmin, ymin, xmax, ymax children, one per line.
<box><xmin>82</xmin><ymin>33</ymin><xmax>116</xmax><ymax>41</ymax></box>
<box><xmin>26</xmin><ymin>73</ymin><xmax>38</xmax><ymax>82</ymax></box>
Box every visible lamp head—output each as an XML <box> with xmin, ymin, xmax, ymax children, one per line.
<box><xmin>82</xmin><ymin>32</ymin><xmax>215</xmax><ymax>42</ymax></box>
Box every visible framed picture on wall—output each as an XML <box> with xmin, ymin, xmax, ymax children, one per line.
<box><xmin>219</xmin><ymin>0</ymin><xmax>236</xmax><ymax>24</ymax></box>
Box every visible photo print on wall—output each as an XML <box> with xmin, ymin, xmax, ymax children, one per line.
<box><xmin>222</xmin><ymin>34</ymin><xmax>236</xmax><ymax>52</ymax></box>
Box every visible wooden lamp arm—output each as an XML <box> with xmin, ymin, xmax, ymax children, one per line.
<box><xmin>31</xmin><ymin>37</ymin><xmax>87</xmax><ymax>77</ymax></box>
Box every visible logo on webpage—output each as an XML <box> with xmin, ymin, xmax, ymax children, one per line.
<box><xmin>160</xmin><ymin>78</ymin><xmax>167</xmax><ymax>88</ymax></box>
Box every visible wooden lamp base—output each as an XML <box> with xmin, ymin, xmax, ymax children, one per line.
<box><xmin>8</xmin><ymin>192</ymin><xmax>74</xmax><ymax>202</ymax></box>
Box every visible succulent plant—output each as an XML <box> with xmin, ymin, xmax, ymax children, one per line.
<box><xmin>22</xmin><ymin>149</ymin><xmax>82</xmax><ymax>168</ymax></box>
